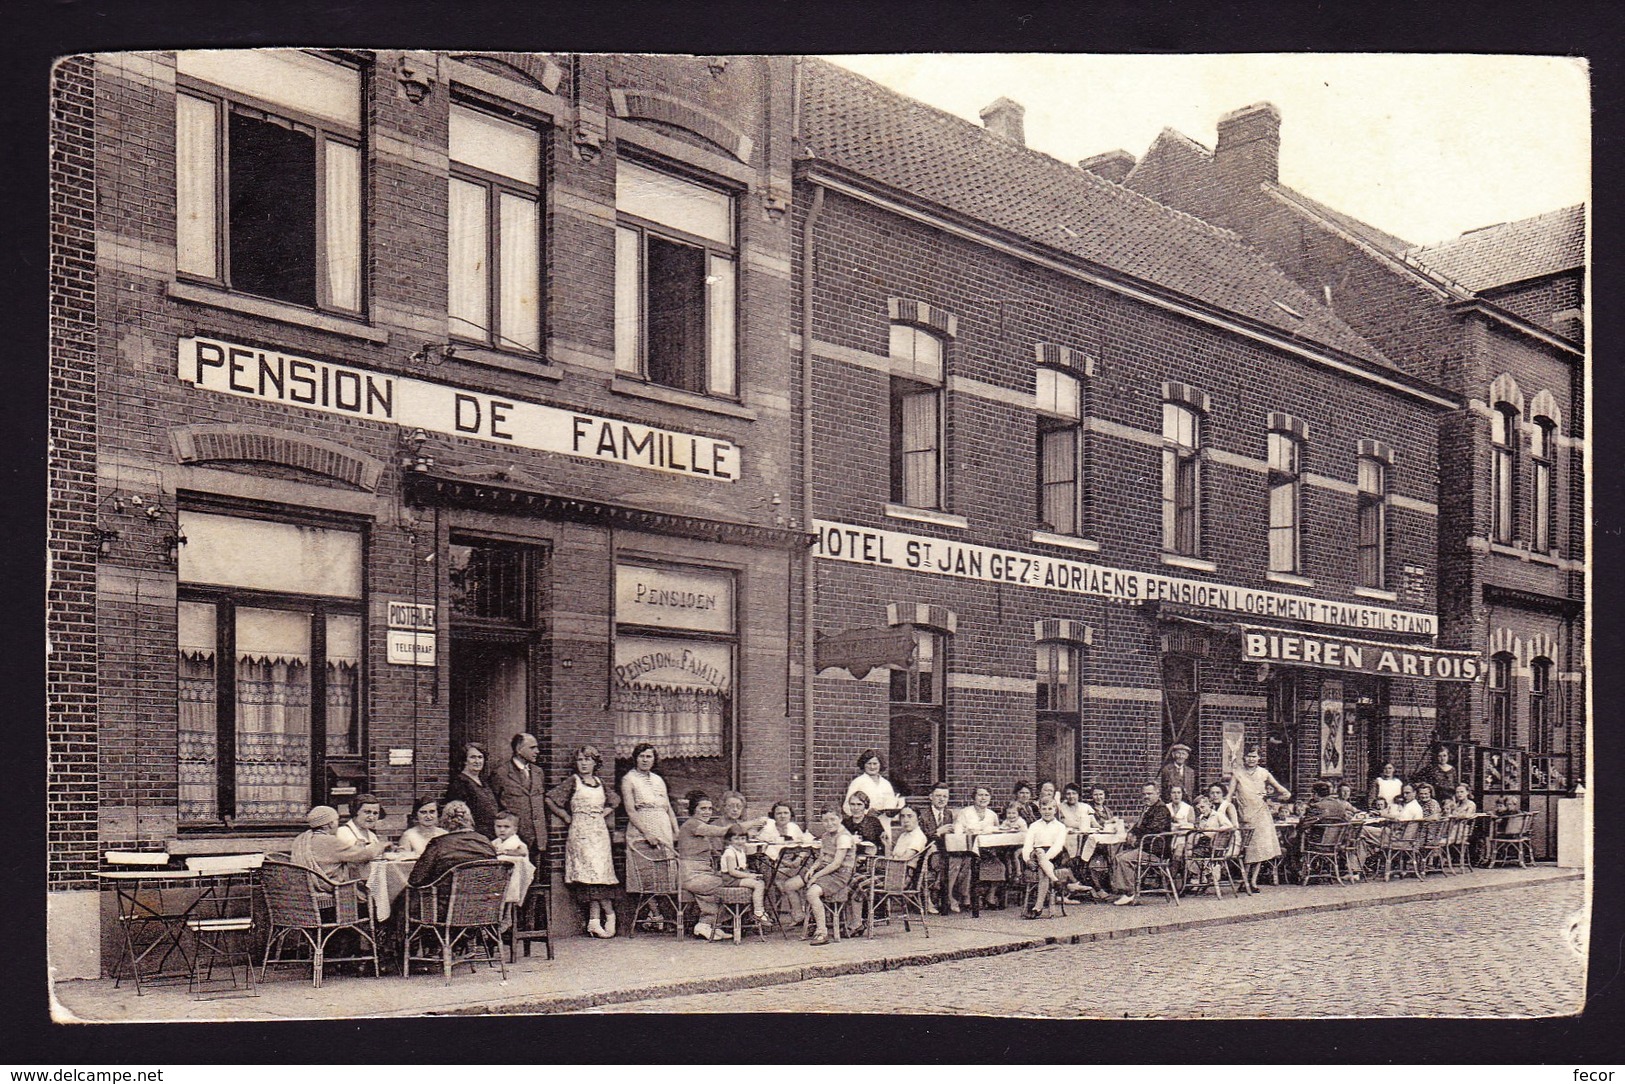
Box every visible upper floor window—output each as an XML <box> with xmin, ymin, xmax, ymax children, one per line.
<box><xmin>1356</xmin><ymin>455</ymin><xmax>1388</xmax><ymax>589</ymax></box>
<box><xmin>1161</xmin><ymin>402</ymin><xmax>1201</xmax><ymax>556</ymax></box>
<box><xmin>1528</xmin><ymin>657</ymin><xmax>1553</xmax><ymax>754</ymax></box>
<box><xmin>1531</xmin><ymin>417</ymin><xmax>1557</xmax><ymax>553</ymax></box>
<box><xmin>1267</xmin><ymin>430</ymin><xmax>1303</xmax><ymax>573</ymax></box>
<box><xmin>1490</xmin><ymin>404</ymin><xmax>1518</xmax><ymax>544</ymax></box>
<box><xmin>890</xmin><ymin>325</ymin><xmax>945</xmax><ymax>510</ymax></box>
<box><xmin>448</xmin><ymin>103</ymin><xmax>542</xmax><ymax>354</ymax></box>
<box><xmin>614</xmin><ymin>159</ymin><xmax>737</xmax><ymax>397</ymax></box>
<box><xmin>176</xmin><ymin>50</ymin><xmax>363</xmax><ymax>314</ymax></box>
<box><xmin>1036</xmin><ymin>367</ymin><xmax>1082</xmax><ymax>535</ymax></box>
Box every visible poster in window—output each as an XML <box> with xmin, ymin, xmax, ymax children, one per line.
<box><xmin>1221</xmin><ymin>716</ymin><xmax>1245</xmax><ymax>779</ymax></box>
<box><xmin>1320</xmin><ymin>680</ymin><xmax>1345</xmax><ymax>777</ymax></box>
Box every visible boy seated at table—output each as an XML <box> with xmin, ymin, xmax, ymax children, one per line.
<box><xmin>1020</xmin><ymin>799</ymin><xmax>1071</xmax><ymax>918</ymax></box>
<box><xmin>720</xmin><ymin>824</ymin><xmax>771</xmax><ymax>925</ymax></box>
<box><xmin>491</xmin><ymin>811</ymin><xmax>529</xmax><ymax>857</ymax></box>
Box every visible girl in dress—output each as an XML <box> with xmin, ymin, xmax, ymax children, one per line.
<box><xmin>1226</xmin><ymin>748</ymin><xmax>1291</xmax><ymax>890</ymax></box>
<box><xmin>546</xmin><ymin>744</ymin><xmax>622</xmax><ymax>938</ymax></box>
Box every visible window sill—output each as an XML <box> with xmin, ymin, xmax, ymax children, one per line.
<box><xmin>167</xmin><ymin>281</ymin><xmax>390</xmax><ymax>344</ymax></box>
<box><xmin>885</xmin><ymin>504</ymin><xmax>968</xmax><ymax>529</ymax></box>
<box><xmin>1352</xmin><ymin>586</ymin><xmax>1399</xmax><ymax>601</ymax></box>
<box><xmin>168</xmin><ymin>833</ymin><xmax>298</xmax><ymax>854</ymax></box>
<box><xmin>452</xmin><ymin>344</ymin><xmax>563</xmax><ymax>381</ymax></box>
<box><xmin>1160</xmin><ymin>553</ymin><xmax>1216</xmax><ymax>572</ymax></box>
<box><xmin>1527</xmin><ymin>550</ymin><xmax>1563</xmax><ymax>568</ymax></box>
<box><xmin>610</xmin><ymin>377</ymin><xmax>757</xmax><ymax>420</ymax></box>
<box><xmin>1031</xmin><ymin>530</ymin><xmax>1100</xmax><ymax>553</ymax></box>
<box><xmin>1266</xmin><ymin>571</ymin><xmax>1314</xmax><ymax>587</ymax></box>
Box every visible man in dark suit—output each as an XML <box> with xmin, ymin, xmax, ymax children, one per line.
<box><xmin>1299</xmin><ymin>779</ymin><xmax>1357</xmax><ymax>833</ymax></box>
<box><xmin>1110</xmin><ymin>783</ymin><xmax>1174</xmax><ymax>904</ymax></box>
<box><xmin>1159</xmin><ymin>744</ymin><xmax>1199</xmax><ymax>804</ymax></box>
<box><xmin>408</xmin><ymin>800</ymin><xmax>498</xmax><ymax>888</ymax></box>
<box><xmin>489</xmin><ymin>732</ymin><xmax>548</xmax><ymax>863</ymax></box>
<box><xmin>917</xmin><ymin>781</ymin><xmax>956</xmax><ymax>914</ymax></box>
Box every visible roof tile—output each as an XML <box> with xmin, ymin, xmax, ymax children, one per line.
<box><xmin>1406</xmin><ymin>205</ymin><xmax>1585</xmax><ymax>291</ymax></box>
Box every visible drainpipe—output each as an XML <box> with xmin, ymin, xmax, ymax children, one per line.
<box><xmin>800</xmin><ymin>170</ymin><xmax>824</xmax><ymax>817</ymax></box>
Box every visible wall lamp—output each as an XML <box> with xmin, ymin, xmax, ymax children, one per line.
<box><xmin>96</xmin><ymin>490</ymin><xmax>187</xmax><ymax>566</ymax></box>
<box><xmin>400</xmin><ymin>427</ymin><xmax>436</xmax><ymax>473</ymax></box>
<box><xmin>410</xmin><ymin>342</ymin><xmax>457</xmax><ymax>365</ymax></box>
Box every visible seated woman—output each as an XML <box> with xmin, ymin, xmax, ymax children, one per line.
<box><xmin>1011</xmin><ymin>782</ymin><xmax>1040</xmax><ymax>826</ymax></box>
<box><xmin>754</xmin><ymin>800</ymin><xmax>816</xmax><ymax>860</ymax></box>
<box><xmin>396</xmin><ymin>795</ymin><xmax>448</xmax><ymax>856</ymax></box>
<box><xmin>675</xmin><ymin>791</ymin><xmax>732</xmax><ymax>942</ymax></box>
<box><xmin>1166</xmin><ymin>785</ymin><xmax>1196</xmax><ymax>829</ymax></box>
<box><xmin>800</xmin><ymin>808</ymin><xmax>856</xmax><ymax>946</ymax></box>
<box><xmin>888</xmin><ymin>805</ymin><xmax>929</xmax><ymax>861</ymax></box>
<box><xmin>950</xmin><ymin>787</ymin><xmax>1000</xmax><ymax>912</ymax></box>
<box><xmin>841</xmin><ymin>791</ymin><xmax>886</xmax><ymax>853</ymax></box>
<box><xmin>1416</xmin><ymin>783</ymin><xmax>1443</xmax><ymax>819</ymax></box>
<box><xmin>1036</xmin><ymin>781</ymin><xmax>1058</xmax><ymax>813</ymax></box>
<box><xmin>1449</xmin><ymin>784</ymin><xmax>1478</xmax><ymax>818</ymax></box>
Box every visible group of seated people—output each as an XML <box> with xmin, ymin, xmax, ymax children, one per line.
<box><xmin>289</xmin><ymin>793</ymin><xmax>528</xmax><ymax>892</ymax></box>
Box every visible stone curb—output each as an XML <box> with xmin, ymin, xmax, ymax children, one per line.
<box><xmin>424</xmin><ymin>870</ymin><xmax>1581</xmax><ymax>1017</ymax></box>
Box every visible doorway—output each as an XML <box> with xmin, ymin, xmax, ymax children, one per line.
<box><xmin>1266</xmin><ymin>671</ymin><xmax>1298</xmax><ymax>790</ymax></box>
<box><xmin>450</xmin><ymin>637</ymin><xmax>531</xmax><ymax>772</ymax></box>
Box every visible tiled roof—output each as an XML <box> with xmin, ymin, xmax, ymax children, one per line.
<box><xmin>1406</xmin><ymin>205</ymin><xmax>1585</xmax><ymax>292</ymax></box>
<box><xmin>800</xmin><ymin>59</ymin><xmax>1391</xmax><ymax>367</ymax></box>
<box><xmin>1265</xmin><ymin>183</ymin><xmax>1416</xmax><ymax>256</ymax></box>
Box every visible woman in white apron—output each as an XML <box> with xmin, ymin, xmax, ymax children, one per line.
<box><xmin>546</xmin><ymin>745</ymin><xmax>622</xmax><ymax>937</ymax></box>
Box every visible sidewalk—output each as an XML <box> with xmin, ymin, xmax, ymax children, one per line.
<box><xmin>51</xmin><ymin>865</ymin><xmax>1582</xmax><ymax>1021</ymax></box>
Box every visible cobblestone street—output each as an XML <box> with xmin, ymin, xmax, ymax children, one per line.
<box><xmin>605</xmin><ymin>880</ymin><xmax>1588</xmax><ymax>1018</ymax></box>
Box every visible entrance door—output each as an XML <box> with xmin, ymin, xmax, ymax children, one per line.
<box><xmin>1266</xmin><ymin>672</ymin><xmax>1297</xmax><ymax>791</ymax></box>
<box><xmin>1160</xmin><ymin>655</ymin><xmax>1199</xmax><ymax>764</ymax></box>
<box><xmin>450</xmin><ymin>638</ymin><xmax>530</xmax><ymax>772</ymax></box>
<box><xmin>1036</xmin><ymin>715</ymin><xmax>1079</xmax><ymax>790</ymax></box>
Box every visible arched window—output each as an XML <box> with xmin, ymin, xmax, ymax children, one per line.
<box><xmin>1529</xmin><ymin>657</ymin><xmax>1553</xmax><ymax>754</ymax></box>
<box><xmin>1488</xmin><ymin>652</ymin><xmax>1514</xmax><ymax>748</ymax></box>
<box><xmin>888</xmin><ymin>623</ymin><xmax>948</xmax><ymax>797</ymax></box>
<box><xmin>1532</xmin><ymin>417</ymin><xmax>1557</xmax><ymax>553</ymax></box>
<box><xmin>1490</xmin><ymin>405</ymin><xmax>1518</xmax><ymax>544</ymax></box>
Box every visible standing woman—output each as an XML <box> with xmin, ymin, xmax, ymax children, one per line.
<box><xmin>546</xmin><ymin>744</ymin><xmax>622</xmax><ymax>938</ymax></box>
<box><xmin>1368</xmin><ymin>761</ymin><xmax>1404</xmax><ymax>809</ymax></box>
<box><xmin>846</xmin><ymin>750</ymin><xmax>901</xmax><ymax>813</ymax></box>
<box><xmin>1227</xmin><ymin>748</ymin><xmax>1291</xmax><ymax>890</ymax></box>
<box><xmin>621</xmin><ymin>742</ymin><xmax>679</xmax><ymax>855</ymax></box>
<box><xmin>446</xmin><ymin>742</ymin><xmax>500</xmax><ymax>839</ymax></box>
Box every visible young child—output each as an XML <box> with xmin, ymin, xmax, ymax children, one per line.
<box><xmin>491</xmin><ymin>811</ymin><xmax>528</xmax><ymax>857</ymax></box>
<box><xmin>719</xmin><ymin>824</ymin><xmax>770</xmax><ymax>925</ymax></box>
<box><xmin>802</xmin><ymin>809</ymin><xmax>855</xmax><ymax>946</ymax></box>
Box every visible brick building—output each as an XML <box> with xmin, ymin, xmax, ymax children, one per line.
<box><xmin>1119</xmin><ymin>104</ymin><xmax>1586</xmax><ymax>850</ymax></box>
<box><xmin>793</xmin><ymin>62</ymin><xmax>1469</xmax><ymax>819</ymax></box>
<box><xmin>48</xmin><ymin>50</ymin><xmax>802</xmax><ymax>977</ymax></box>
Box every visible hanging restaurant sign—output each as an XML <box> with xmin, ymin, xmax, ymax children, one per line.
<box><xmin>810</xmin><ymin>519</ymin><xmax>1437</xmax><ymax>637</ymax></box>
<box><xmin>177</xmin><ymin>336</ymin><xmax>740</xmax><ymax>482</ymax></box>
<box><xmin>1240</xmin><ymin>626</ymin><xmax>1482</xmax><ymax>681</ymax></box>
<box><xmin>814</xmin><ymin>626</ymin><xmax>917</xmax><ymax>680</ymax></box>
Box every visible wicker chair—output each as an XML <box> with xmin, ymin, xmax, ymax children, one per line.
<box><xmin>868</xmin><ymin>841</ymin><xmax>935</xmax><ymax>936</ymax></box>
<box><xmin>1183</xmin><ymin>828</ymin><xmax>1243</xmax><ymax>899</ymax></box>
<box><xmin>1226</xmin><ymin>826</ymin><xmax>1258</xmax><ymax>894</ymax></box>
<box><xmin>1124</xmin><ymin>831</ymin><xmax>1185</xmax><ymax>905</ymax></box>
<box><xmin>624</xmin><ymin>839</ymin><xmax>684</xmax><ymax>938</ymax></box>
<box><xmin>714</xmin><ymin>884</ymin><xmax>769</xmax><ymax>944</ymax></box>
<box><xmin>401</xmin><ymin>860</ymin><xmax>512</xmax><ymax>983</ymax></box>
<box><xmin>1486</xmin><ymin>811</ymin><xmax>1537</xmax><ymax>868</ymax></box>
<box><xmin>1370</xmin><ymin>820</ymin><xmax>1423</xmax><ymax>881</ymax></box>
<box><xmin>1297</xmin><ymin>821</ymin><xmax>1352</xmax><ymax>886</ymax></box>
<box><xmin>1415</xmin><ymin>818</ymin><xmax>1451</xmax><ymax>876</ymax></box>
<box><xmin>258</xmin><ymin>858</ymin><xmax>380</xmax><ymax>988</ymax></box>
<box><xmin>1443</xmin><ymin>816</ymin><xmax>1476</xmax><ymax>873</ymax></box>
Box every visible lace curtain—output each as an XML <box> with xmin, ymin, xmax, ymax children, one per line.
<box><xmin>613</xmin><ymin>687</ymin><xmax>726</xmax><ymax>759</ymax></box>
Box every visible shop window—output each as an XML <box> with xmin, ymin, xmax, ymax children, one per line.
<box><xmin>1357</xmin><ymin>455</ymin><xmax>1388</xmax><ymax>588</ymax></box>
<box><xmin>1488</xmin><ymin>652</ymin><xmax>1514</xmax><ymax>748</ymax></box>
<box><xmin>1529</xmin><ymin>657</ymin><xmax>1552</xmax><ymax>754</ymax></box>
<box><xmin>1490</xmin><ymin>404</ymin><xmax>1518</xmax><ymax>544</ymax></box>
<box><xmin>177</xmin><ymin>509</ymin><xmax>364</xmax><ymax>826</ymax></box>
<box><xmin>889</xmin><ymin>324</ymin><xmax>945</xmax><ymax>510</ymax></box>
<box><xmin>889</xmin><ymin>627</ymin><xmax>945</xmax><ymax>797</ymax></box>
<box><xmin>612</xmin><ymin>561</ymin><xmax>736</xmax><ymax>801</ymax></box>
<box><xmin>1036</xmin><ymin>641</ymin><xmax>1080</xmax><ymax>788</ymax></box>
<box><xmin>1532</xmin><ymin>417</ymin><xmax>1557</xmax><ymax>552</ymax></box>
<box><xmin>175</xmin><ymin>50</ymin><xmax>363</xmax><ymax>314</ymax></box>
<box><xmin>1161</xmin><ymin>402</ymin><xmax>1201</xmax><ymax>556</ymax></box>
<box><xmin>614</xmin><ymin>159</ymin><xmax>737</xmax><ymax>397</ymax></box>
<box><xmin>1036</xmin><ymin>367</ymin><xmax>1082</xmax><ymax>535</ymax></box>
<box><xmin>1267</xmin><ymin>430</ymin><xmax>1302</xmax><ymax>573</ymax></box>
<box><xmin>448</xmin><ymin>102</ymin><xmax>543</xmax><ymax>354</ymax></box>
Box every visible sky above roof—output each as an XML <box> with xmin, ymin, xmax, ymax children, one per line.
<box><xmin>822</xmin><ymin>54</ymin><xmax>1589</xmax><ymax>248</ymax></box>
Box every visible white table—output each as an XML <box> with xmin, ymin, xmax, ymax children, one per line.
<box><xmin>366</xmin><ymin>853</ymin><xmax>535</xmax><ymax>922</ymax></box>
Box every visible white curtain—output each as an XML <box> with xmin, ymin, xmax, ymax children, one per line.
<box><xmin>499</xmin><ymin>192</ymin><xmax>540</xmax><ymax>353</ymax></box>
<box><xmin>614</xmin><ymin>226</ymin><xmax>642</xmax><ymax>372</ymax></box>
<box><xmin>235</xmin><ymin>607</ymin><xmax>311</xmax><ymax>822</ymax></box>
<box><xmin>177</xmin><ymin>601</ymin><xmax>219</xmax><ymax>822</ymax></box>
<box><xmin>324</xmin><ymin>140</ymin><xmax>362</xmax><ymax>312</ymax></box>
<box><xmin>448</xmin><ymin>177</ymin><xmax>489</xmax><ymax>341</ymax></box>
<box><xmin>707</xmin><ymin>253</ymin><xmax>736</xmax><ymax>396</ymax></box>
<box><xmin>325</xmin><ymin>613</ymin><xmax>360</xmax><ymax>758</ymax></box>
<box><xmin>613</xmin><ymin>688</ymin><xmax>727</xmax><ymax>759</ymax></box>
<box><xmin>175</xmin><ymin>94</ymin><xmax>218</xmax><ymax>278</ymax></box>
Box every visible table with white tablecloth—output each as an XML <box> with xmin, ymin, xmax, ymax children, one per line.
<box><xmin>365</xmin><ymin>853</ymin><xmax>535</xmax><ymax>922</ymax></box>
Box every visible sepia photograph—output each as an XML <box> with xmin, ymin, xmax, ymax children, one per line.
<box><xmin>43</xmin><ymin>47</ymin><xmax>1590</xmax><ymax>1025</ymax></box>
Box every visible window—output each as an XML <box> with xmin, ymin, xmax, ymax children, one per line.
<box><xmin>1162</xmin><ymin>403</ymin><xmax>1201</xmax><ymax>555</ymax></box>
<box><xmin>1267</xmin><ymin>430</ymin><xmax>1303</xmax><ymax>573</ymax></box>
<box><xmin>1532</xmin><ymin>418</ymin><xmax>1557</xmax><ymax>552</ymax></box>
<box><xmin>448</xmin><ymin>539</ymin><xmax>533</xmax><ymax>624</ymax></box>
<box><xmin>449</xmin><ymin>103</ymin><xmax>542</xmax><ymax>354</ymax></box>
<box><xmin>1036</xmin><ymin>642</ymin><xmax>1080</xmax><ymax>788</ymax></box>
<box><xmin>1529</xmin><ymin>657</ymin><xmax>1552</xmax><ymax>754</ymax></box>
<box><xmin>889</xmin><ymin>324</ymin><xmax>945</xmax><ymax>510</ymax></box>
<box><xmin>1490</xmin><ymin>405</ymin><xmax>1518</xmax><ymax>543</ymax></box>
<box><xmin>889</xmin><ymin>627</ymin><xmax>945</xmax><ymax>797</ymax></box>
<box><xmin>176</xmin><ymin>50</ymin><xmax>363</xmax><ymax>313</ymax></box>
<box><xmin>177</xmin><ymin>510</ymin><xmax>363</xmax><ymax>826</ymax></box>
<box><xmin>1488</xmin><ymin>653</ymin><xmax>1514</xmax><ymax>748</ymax></box>
<box><xmin>612</xmin><ymin>562</ymin><xmax>736</xmax><ymax>802</ymax></box>
<box><xmin>1161</xmin><ymin>654</ymin><xmax>1199</xmax><ymax>764</ymax></box>
<box><xmin>614</xmin><ymin>159</ymin><xmax>737</xmax><ymax>397</ymax></box>
<box><xmin>1036</xmin><ymin>368</ymin><xmax>1082</xmax><ymax>534</ymax></box>
<box><xmin>1357</xmin><ymin>455</ymin><xmax>1388</xmax><ymax>589</ymax></box>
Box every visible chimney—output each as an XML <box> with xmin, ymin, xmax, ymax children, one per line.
<box><xmin>1078</xmin><ymin>149</ymin><xmax>1136</xmax><ymax>183</ymax></box>
<box><xmin>1215</xmin><ymin>101</ymin><xmax>1281</xmax><ymax>191</ymax></box>
<box><xmin>978</xmin><ymin>97</ymin><xmax>1025</xmax><ymax>146</ymax></box>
